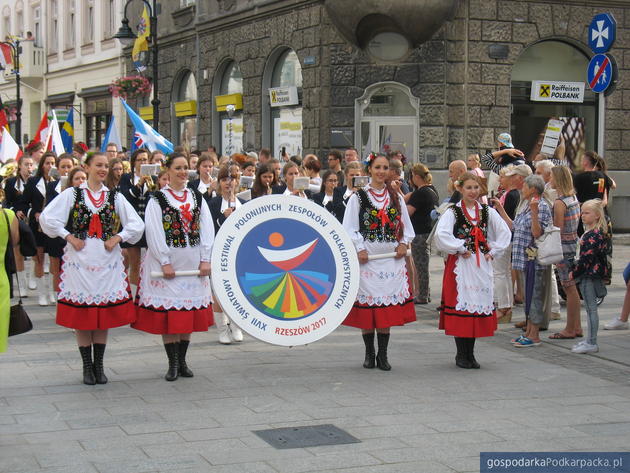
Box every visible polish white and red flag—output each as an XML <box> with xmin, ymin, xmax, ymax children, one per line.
<box><xmin>0</xmin><ymin>128</ymin><xmax>23</xmax><ymax>162</ymax></box>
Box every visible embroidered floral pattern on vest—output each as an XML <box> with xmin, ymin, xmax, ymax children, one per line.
<box><xmin>154</xmin><ymin>190</ymin><xmax>202</xmax><ymax>248</ymax></box>
<box><xmin>65</xmin><ymin>188</ymin><xmax>119</xmax><ymax>241</ymax></box>
<box><xmin>357</xmin><ymin>189</ymin><xmax>400</xmax><ymax>243</ymax></box>
<box><xmin>452</xmin><ymin>204</ymin><xmax>490</xmax><ymax>254</ymax></box>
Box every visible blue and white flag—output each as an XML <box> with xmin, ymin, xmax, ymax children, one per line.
<box><xmin>100</xmin><ymin>116</ymin><xmax>123</xmax><ymax>153</ymax></box>
<box><xmin>120</xmin><ymin>99</ymin><xmax>173</xmax><ymax>154</ymax></box>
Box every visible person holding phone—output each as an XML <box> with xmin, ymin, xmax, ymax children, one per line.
<box><xmin>342</xmin><ymin>153</ymin><xmax>415</xmax><ymax>371</ymax></box>
<box><xmin>39</xmin><ymin>152</ymin><xmax>144</xmax><ymax>385</ymax></box>
<box><xmin>22</xmin><ymin>151</ymin><xmax>57</xmax><ymax>305</ymax></box>
<box><xmin>188</xmin><ymin>153</ymin><xmax>217</xmax><ymax>204</ymax></box>
<box><xmin>251</xmin><ymin>163</ymin><xmax>277</xmax><ymax>199</ymax></box>
<box><xmin>272</xmin><ymin>162</ymin><xmax>311</xmax><ymax>198</ymax></box>
<box><xmin>119</xmin><ymin>149</ymin><xmax>154</xmax><ymax>292</ymax></box>
<box><xmin>133</xmin><ymin>153</ymin><xmax>214</xmax><ymax>381</ymax></box>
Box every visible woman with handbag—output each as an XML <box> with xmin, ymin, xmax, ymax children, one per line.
<box><xmin>0</xmin><ymin>201</ymin><xmax>19</xmax><ymax>353</ymax></box>
<box><xmin>39</xmin><ymin>152</ymin><xmax>144</xmax><ymax>385</ymax></box>
<box><xmin>22</xmin><ymin>151</ymin><xmax>57</xmax><ymax>306</ymax></box>
<box><xmin>508</xmin><ymin>175</ymin><xmax>553</xmax><ymax>347</ymax></box>
<box><xmin>548</xmin><ymin>166</ymin><xmax>582</xmax><ymax>340</ymax></box>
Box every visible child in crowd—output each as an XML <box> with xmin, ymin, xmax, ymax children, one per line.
<box><xmin>571</xmin><ymin>199</ymin><xmax>609</xmax><ymax>354</ymax></box>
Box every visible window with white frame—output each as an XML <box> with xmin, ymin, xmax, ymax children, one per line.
<box><xmin>31</xmin><ymin>4</ymin><xmax>42</xmax><ymax>47</ymax></box>
<box><xmin>15</xmin><ymin>1</ymin><xmax>23</xmax><ymax>37</ymax></box>
<box><xmin>83</xmin><ymin>0</ymin><xmax>94</xmax><ymax>44</ymax></box>
<box><xmin>3</xmin><ymin>6</ymin><xmax>11</xmax><ymax>40</ymax></box>
<box><xmin>103</xmin><ymin>0</ymin><xmax>116</xmax><ymax>39</ymax></box>
<box><xmin>49</xmin><ymin>0</ymin><xmax>58</xmax><ymax>52</ymax></box>
<box><xmin>64</xmin><ymin>0</ymin><xmax>75</xmax><ymax>50</ymax></box>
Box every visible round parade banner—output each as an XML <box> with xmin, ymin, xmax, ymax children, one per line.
<box><xmin>211</xmin><ymin>195</ymin><xmax>359</xmax><ymax>346</ymax></box>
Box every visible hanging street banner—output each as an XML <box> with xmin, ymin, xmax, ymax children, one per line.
<box><xmin>530</xmin><ymin>81</ymin><xmax>585</xmax><ymax>103</ymax></box>
<box><xmin>589</xmin><ymin>12</ymin><xmax>616</xmax><ymax>53</ymax></box>
<box><xmin>211</xmin><ymin>196</ymin><xmax>359</xmax><ymax>346</ymax></box>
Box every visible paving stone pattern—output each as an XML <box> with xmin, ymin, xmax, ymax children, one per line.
<box><xmin>3</xmin><ymin>245</ymin><xmax>630</xmax><ymax>472</ymax></box>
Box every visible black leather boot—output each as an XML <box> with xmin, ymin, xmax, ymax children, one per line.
<box><xmin>79</xmin><ymin>346</ymin><xmax>96</xmax><ymax>385</ymax></box>
<box><xmin>467</xmin><ymin>338</ymin><xmax>480</xmax><ymax>369</ymax></box>
<box><xmin>455</xmin><ymin>337</ymin><xmax>472</xmax><ymax>369</ymax></box>
<box><xmin>92</xmin><ymin>343</ymin><xmax>108</xmax><ymax>384</ymax></box>
<box><xmin>164</xmin><ymin>342</ymin><xmax>179</xmax><ymax>381</ymax></box>
<box><xmin>376</xmin><ymin>333</ymin><xmax>391</xmax><ymax>371</ymax></box>
<box><xmin>178</xmin><ymin>340</ymin><xmax>194</xmax><ymax>377</ymax></box>
<box><xmin>362</xmin><ymin>332</ymin><xmax>375</xmax><ymax>369</ymax></box>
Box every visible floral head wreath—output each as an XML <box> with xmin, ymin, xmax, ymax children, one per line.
<box><xmin>363</xmin><ymin>152</ymin><xmax>378</xmax><ymax>167</ymax></box>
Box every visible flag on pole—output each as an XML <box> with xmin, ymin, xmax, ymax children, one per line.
<box><xmin>33</xmin><ymin>112</ymin><xmax>49</xmax><ymax>145</ymax></box>
<box><xmin>120</xmin><ymin>99</ymin><xmax>173</xmax><ymax>154</ymax></box>
<box><xmin>60</xmin><ymin>108</ymin><xmax>74</xmax><ymax>153</ymax></box>
<box><xmin>0</xmin><ymin>128</ymin><xmax>22</xmax><ymax>162</ymax></box>
<box><xmin>0</xmin><ymin>43</ymin><xmax>12</xmax><ymax>71</ymax></box>
<box><xmin>100</xmin><ymin>116</ymin><xmax>122</xmax><ymax>152</ymax></box>
<box><xmin>45</xmin><ymin>110</ymin><xmax>65</xmax><ymax>155</ymax></box>
<box><xmin>132</xmin><ymin>6</ymin><xmax>150</xmax><ymax>72</ymax></box>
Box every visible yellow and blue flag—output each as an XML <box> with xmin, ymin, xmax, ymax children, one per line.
<box><xmin>132</xmin><ymin>6</ymin><xmax>150</xmax><ymax>72</ymax></box>
<box><xmin>60</xmin><ymin>108</ymin><xmax>74</xmax><ymax>153</ymax></box>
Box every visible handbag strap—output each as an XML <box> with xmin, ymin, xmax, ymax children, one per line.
<box><xmin>2</xmin><ymin>208</ymin><xmax>22</xmax><ymax>304</ymax></box>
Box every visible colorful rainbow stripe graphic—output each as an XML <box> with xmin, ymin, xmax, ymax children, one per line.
<box><xmin>240</xmin><ymin>238</ymin><xmax>333</xmax><ymax>319</ymax></box>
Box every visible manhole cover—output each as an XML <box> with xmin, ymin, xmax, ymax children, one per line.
<box><xmin>253</xmin><ymin>424</ymin><xmax>361</xmax><ymax>449</ymax></box>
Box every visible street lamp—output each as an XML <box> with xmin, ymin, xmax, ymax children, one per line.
<box><xmin>114</xmin><ymin>0</ymin><xmax>159</xmax><ymax>129</ymax></box>
<box><xmin>0</xmin><ymin>39</ymin><xmax>21</xmax><ymax>145</ymax></box>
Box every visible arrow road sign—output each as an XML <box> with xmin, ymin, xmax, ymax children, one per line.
<box><xmin>587</xmin><ymin>53</ymin><xmax>614</xmax><ymax>93</ymax></box>
<box><xmin>589</xmin><ymin>13</ymin><xmax>616</xmax><ymax>53</ymax></box>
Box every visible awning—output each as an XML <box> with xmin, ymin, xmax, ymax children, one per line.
<box><xmin>45</xmin><ymin>92</ymin><xmax>75</xmax><ymax>105</ymax></box>
<box><xmin>77</xmin><ymin>85</ymin><xmax>111</xmax><ymax>98</ymax></box>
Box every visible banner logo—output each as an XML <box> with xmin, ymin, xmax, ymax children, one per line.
<box><xmin>212</xmin><ymin>196</ymin><xmax>359</xmax><ymax>346</ymax></box>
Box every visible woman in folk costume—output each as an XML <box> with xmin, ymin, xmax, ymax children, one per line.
<box><xmin>342</xmin><ymin>153</ymin><xmax>416</xmax><ymax>371</ymax></box>
<box><xmin>39</xmin><ymin>153</ymin><xmax>144</xmax><ymax>385</ymax></box>
<box><xmin>435</xmin><ymin>172</ymin><xmax>511</xmax><ymax>369</ymax></box>
<box><xmin>132</xmin><ymin>153</ymin><xmax>214</xmax><ymax>382</ymax></box>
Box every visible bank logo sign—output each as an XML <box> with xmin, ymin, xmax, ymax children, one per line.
<box><xmin>530</xmin><ymin>81</ymin><xmax>585</xmax><ymax>103</ymax></box>
<box><xmin>269</xmin><ymin>86</ymin><xmax>299</xmax><ymax>108</ymax></box>
<box><xmin>212</xmin><ymin>196</ymin><xmax>359</xmax><ymax>346</ymax></box>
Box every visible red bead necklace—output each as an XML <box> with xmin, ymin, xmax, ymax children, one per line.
<box><xmin>368</xmin><ymin>186</ymin><xmax>389</xmax><ymax>205</ymax></box>
<box><xmin>86</xmin><ymin>189</ymin><xmax>106</xmax><ymax>208</ymax></box>
<box><xmin>167</xmin><ymin>188</ymin><xmax>188</xmax><ymax>203</ymax></box>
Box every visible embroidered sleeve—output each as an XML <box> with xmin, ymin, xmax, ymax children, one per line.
<box><xmin>434</xmin><ymin>208</ymin><xmax>466</xmax><ymax>255</ymax></box>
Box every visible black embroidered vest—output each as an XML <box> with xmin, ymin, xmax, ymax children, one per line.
<box><xmin>452</xmin><ymin>204</ymin><xmax>490</xmax><ymax>254</ymax></box>
<box><xmin>356</xmin><ymin>188</ymin><xmax>400</xmax><ymax>243</ymax></box>
<box><xmin>65</xmin><ymin>188</ymin><xmax>119</xmax><ymax>241</ymax></box>
<box><xmin>154</xmin><ymin>189</ymin><xmax>202</xmax><ymax>248</ymax></box>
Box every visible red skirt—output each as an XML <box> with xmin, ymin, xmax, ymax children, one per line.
<box><xmin>56</xmin><ymin>297</ymin><xmax>136</xmax><ymax>330</ymax></box>
<box><xmin>439</xmin><ymin>254</ymin><xmax>497</xmax><ymax>338</ymax></box>
<box><xmin>342</xmin><ymin>298</ymin><xmax>416</xmax><ymax>330</ymax></box>
<box><xmin>132</xmin><ymin>304</ymin><xmax>214</xmax><ymax>335</ymax></box>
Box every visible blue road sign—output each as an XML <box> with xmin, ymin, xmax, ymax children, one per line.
<box><xmin>589</xmin><ymin>13</ymin><xmax>616</xmax><ymax>53</ymax></box>
<box><xmin>587</xmin><ymin>53</ymin><xmax>613</xmax><ymax>93</ymax></box>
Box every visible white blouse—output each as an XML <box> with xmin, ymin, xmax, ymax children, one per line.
<box><xmin>144</xmin><ymin>185</ymin><xmax>214</xmax><ymax>266</ymax></box>
<box><xmin>39</xmin><ymin>183</ymin><xmax>144</xmax><ymax>244</ymax></box>
<box><xmin>343</xmin><ymin>185</ymin><xmax>415</xmax><ymax>252</ymax></box>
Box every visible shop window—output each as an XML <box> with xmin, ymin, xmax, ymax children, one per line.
<box><xmin>172</xmin><ymin>70</ymin><xmax>198</xmax><ymax>151</ymax></box>
<box><xmin>85</xmin><ymin>96</ymin><xmax>112</xmax><ymax>149</ymax></box>
<box><xmin>262</xmin><ymin>48</ymin><xmax>303</xmax><ymax>158</ymax></box>
<box><xmin>213</xmin><ymin>60</ymin><xmax>243</xmax><ymax>156</ymax></box>
<box><xmin>511</xmin><ymin>40</ymin><xmax>597</xmax><ymax>167</ymax></box>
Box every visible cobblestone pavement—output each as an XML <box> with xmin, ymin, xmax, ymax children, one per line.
<box><xmin>2</xmin><ymin>245</ymin><xmax>630</xmax><ymax>473</ymax></box>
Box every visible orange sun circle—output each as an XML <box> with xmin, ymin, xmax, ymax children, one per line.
<box><xmin>268</xmin><ymin>232</ymin><xmax>284</xmax><ymax>248</ymax></box>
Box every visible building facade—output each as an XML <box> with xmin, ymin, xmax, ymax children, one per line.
<box><xmin>0</xmin><ymin>0</ymin><xmax>125</xmax><ymax>149</ymax></box>
<box><xmin>147</xmin><ymin>0</ymin><xmax>630</xmax><ymax>226</ymax></box>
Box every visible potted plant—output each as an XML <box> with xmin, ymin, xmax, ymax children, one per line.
<box><xmin>109</xmin><ymin>75</ymin><xmax>152</xmax><ymax>100</ymax></box>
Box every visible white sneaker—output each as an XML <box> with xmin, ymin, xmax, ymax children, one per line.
<box><xmin>229</xmin><ymin>322</ymin><xmax>243</xmax><ymax>342</ymax></box>
<box><xmin>572</xmin><ymin>340</ymin><xmax>587</xmax><ymax>350</ymax></box>
<box><xmin>215</xmin><ymin>312</ymin><xmax>232</xmax><ymax>345</ymax></box>
<box><xmin>572</xmin><ymin>342</ymin><xmax>599</xmax><ymax>354</ymax></box>
<box><xmin>38</xmin><ymin>293</ymin><xmax>48</xmax><ymax>306</ymax></box>
<box><xmin>604</xmin><ymin>318</ymin><xmax>629</xmax><ymax>330</ymax></box>
<box><xmin>49</xmin><ymin>291</ymin><xmax>57</xmax><ymax>304</ymax></box>
<box><xmin>16</xmin><ymin>273</ymin><xmax>28</xmax><ymax>297</ymax></box>
<box><xmin>28</xmin><ymin>275</ymin><xmax>37</xmax><ymax>290</ymax></box>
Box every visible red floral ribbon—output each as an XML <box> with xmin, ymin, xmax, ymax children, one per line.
<box><xmin>88</xmin><ymin>213</ymin><xmax>103</xmax><ymax>239</ymax></box>
<box><xmin>470</xmin><ymin>226</ymin><xmax>488</xmax><ymax>267</ymax></box>
<box><xmin>180</xmin><ymin>203</ymin><xmax>192</xmax><ymax>232</ymax></box>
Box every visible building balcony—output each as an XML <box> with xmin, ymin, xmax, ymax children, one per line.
<box><xmin>3</xmin><ymin>41</ymin><xmax>45</xmax><ymax>81</ymax></box>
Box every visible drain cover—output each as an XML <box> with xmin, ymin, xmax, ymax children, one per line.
<box><xmin>254</xmin><ymin>424</ymin><xmax>361</xmax><ymax>449</ymax></box>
